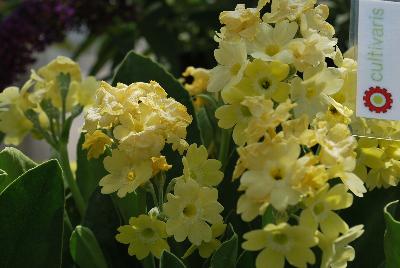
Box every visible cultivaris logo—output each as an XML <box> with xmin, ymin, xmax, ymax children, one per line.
<box><xmin>363</xmin><ymin>86</ymin><xmax>393</xmax><ymax>113</ymax></box>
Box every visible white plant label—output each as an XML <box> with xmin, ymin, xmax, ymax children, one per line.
<box><xmin>357</xmin><ymin>0</ymin><xmax>400</xmax><ymax>120</ymax></box>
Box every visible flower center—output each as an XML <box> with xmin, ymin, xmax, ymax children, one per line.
<box><xmin>141</xmin><ymin>228</ymin><xmax>155</xmax><ymax>239</ymax></box>
<box><xmin>126</xmin><ymin>171</ymin><xmax>135</xmax><ymax>181</ymax></box>
<box><xmin>272</xmin><ymin>233</ymin><xmax>288</xmax><ymax>245</ymax></box>
<box><xmin>306</xmin><ymin>86</ymin><xmax>318</xmax><ymax>98</ymax></box>
<box><xmin>265</xmin><ymin>44</ymin><xmax>280</xmax><ymax>56</ymax></box>
<box><xmin>270</xmin><ymin>168</ymin><xmax>283</xmax><ymax>181</ymax></box>
<box><xmin>313</xmin><ymin>202</ymin><xmax>325</xmax><ymax>216</ymax></box>
<box><xmin>183</xmin><ymin>204</ymin><xmax>197</xmax><ymax>218</ymax></box>
<box><xmin>260</xmin><ymin>78</ymin><xmax>271</xmax><ymax>90</ymax></box>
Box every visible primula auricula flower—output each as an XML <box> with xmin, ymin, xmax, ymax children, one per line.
<box><xmin>317</xmin><ymin>225</ymin><xmax>364</xmax><ymax>268</ymax></box>
<box><xmin>221</xmin><ymin>59</ymin><xmax>290</xmax><ymax>104</ymax></box>
<box><xmin>182</xmin><ymin>66</ymin><xmax>209</xmax><ymax>96</ymax></box>
<box><xmin>116</xmin><ymin>214</ymin><xmax>170</xmax><ymax>260</ymax></box>
<box><xmin>300</xmin><ymin>4</ymin><xmax>335</xmax><ymax>38</ymax></box>
<box><xmin>299</xmin><ymin>184</ymin><xmax>353</xmax><ymax>237</ymax></box>
<box><xmin>182</xmin><ymin>144</ymin><xmax>223</xmax><ymax>187</ymax></box>
<box><xmin>263</xmin><ymin>0</ymin><xmax>317</xmax><ymax>23</ymax></box>
<box><xmin>242</xmin><ymin>223</ymin><xmax>318</xmax><ymax>268</ymax></box>
<box><xmin>163</xmin><ymin>178</ymin><xmax>224</xmax><ymax>245</ymax></box>
<box><xmin>207</xmin><ymin>40</ymin><xmax>248</xmax><ymax>94</ymax></box>
<box><xmin>197</xmin><ymin>223</ymin><xmax>226</xmax><ymax>258</ymax></box>
<box><xmin>247</xmin><ymin>20</ymin><xmax>298</xmax><ymax>64</ymax></box>
<box><xmin>82</xmin><ymin>130</ymin><xmax>113</xmax><ymax>159</ymax></box>
<box><xmin>99</xmin><ymin>149</ymin><xmax>153</xmax><ymax>198</ymax></box>
<box><xmin>357</xmin><ymin>138</ymin><xmax>400</xmax><ymax>190</ymax></box>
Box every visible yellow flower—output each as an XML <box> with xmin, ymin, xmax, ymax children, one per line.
<box><xmin>182</xmin><ymin>67</ymin><xmax>209</xmax><ymax>96</ymax></box>
<box><xmin>291</xmin><ymin>63</ymin><xmax>343</xmax><ymax>119</ymax></box>
<box><xmin>216</xmin><ymin>97</ymin><xmax>294</xmax><ymax>146</ymax></box>
<box><xmin>299</xmin><ymin>184</ymin><xmax>352</xmax><ymax>237</ymax></box>
<box><xmin>282</xmin><ymin>115</ymin><xmax>317</xmax><ymax>148</ymax></box>
<box><xmin>82</xmin><ymin>130</ymin><xmax>113</xmax><ymax>159</ymax></box>
<box><xmin>357</xmin><ymin>138</ymin><xmax>400</xmax><ymax>190</ymax></box>
<box><xmin>242</xmin><ymin>223</ymin><xmax>318</xmax><ymax>268</ymax></box>
<box><xmin>0</xmin><ymin>87</ymin><xmax>33</xmax><ymax>145</ymax></box>
<box><xmin>116</xmin><ymin>214</ymin><xmax>170</xmax><ymax>259</ymax></box>
<box><xmin>248</xmin><ymin>20</ymin><xmax>298</xmax><ymax>64</ymax></box>
<box><xmin>163</xmin><ymin>178</ymin><xmax>224</xmax><ymax>245</ymax></box>
<box><xmin>207</xmin><ymin>40</ymin><xmax>248</xmax><ymax>93</ymax></box>
<box><xmin>317</xmin><ymin>225</ymin><xmax>364</xmax><ymax>268</ymax></box>
<box><xmin>151</xmin><ymin>156</ymin><xmax>172</xmax><ymax>176</ymax></box>
<box><xmin>36</xmin><ymin>56</ymin><xmax>82</xmax><ymax>110</ymax></box>
<box><xmin>222</xmin><ymin>59</ymin><xmax>290</xmax><ymax>104</ymax></box>
<box><xmin>238</xmin><ymin>140</ymin><xmax>302</xmax><ymax>214</ymax></box>
<box><xmin>300</xmin><ymin>4</ymin><xmax>335</xmax><ymax>38</ymax></box>
<box><xmin>99</xmin><ymin>149</ymin><xmax>153</xmax><ymax>197</ymax></box>
<box><xmin>197</xmin><ymin>223</ymin><xmax>227</xmax><ymax>258</ymax></box>
<box><xmin>76</xmin><ymin>76</ymin><xmax>100</xmax><ymax>107</ymax></box>
<box><xmin>219</xmin><ymin>4</ymin><xmax>261</xmax><ymax>40</ymax></box>
<box><xmin>263</xmin><ymin>0</ymin><xmax>317</xmax><ymax>23</ymax></box>
<box><xmin>183</xmin><ymin>144</ymin><xmax>223</xmax><ymax>187</ymax></box>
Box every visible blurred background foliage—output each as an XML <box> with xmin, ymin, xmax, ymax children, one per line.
<box><xmin>0</xmin><ymin>0</ymin><xmax>352</xmax><ymax>90</ymax></box>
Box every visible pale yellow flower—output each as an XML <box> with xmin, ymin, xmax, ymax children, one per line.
<box><xmin>242</xmin><ymin>223</ymin><xmax>318</xmax><ymax>268</ymax></box>
<box><xmin>164</xmin><ymin>178</ymin><xmax>224</xmax><ymax>245</ymax></box>
<box><xmin>182</xmin><ymin>67</ymin><xmax>209</xmax><ymax>96</ymax></box>
<box><xmin>248</xmin><ymin>20</ymin><xmax>298</xmax><ymax>64</ymax></box>
<box><xmin>300</xmin><ymin>184</ymin><xmax>352</xmax><ymax>237</ymax></box>
<box><xmin>263</xmin><ymin>0</ymin><xmax>317</xmax><ymax>23</ymax></box>
<box><xmin>183</xmin><ymin>144</ymin><xmax>223</xmax><ymax>187</ymax></box>
<box><xmin>282</xmin><ymin>115</ymin><xmax>317</xmax><ymax>148</ymax></box>
<box><xmin>99</xmin><ymin>149</ymin><xmax>153</xmax><ymax>198</ymax></box>
<box><xmin>207</xmin><ymin>40</ymin><xmax>248</xmax><ymax>93</ymax></box>
<box><xmin>116</xmin><ymin>214</ymin><xmax>170</xmax><ymax>259</ymax></box>
<box><xmin>82</xmin><ymin>130</ymin><xmax>113</xmax><ymax>159</ymax></box>
<box><xmin>300</xmin><ymin>5</ymin><xmax>335</xmax><ymax>38</ymax></box>
<box><xmin>76</xmin><ymin>76</ymin><xmax>100</xmax><ymax>107</ymax></box>
<box><xmin>317</xmin><ymin>225</ymin><xmax>364</xmax><ymax>268</ymax></box>
<box><xmin>222</xmin><ymin>59</ymin><xmax>290</xmax><ymax>104</ymax></box>
<box><xmin>291</xmin><ymin>63</ymin><xmax>343</xmax><ymax>119</ymax></box>
<box><xmin>151</xmin><ymin>156</ymin><xmax>172</xmax><ymax>176</ymax></box>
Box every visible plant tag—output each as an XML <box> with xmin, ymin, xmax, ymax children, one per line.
<box><xmin>357</xmin><ymin>0</ymin><xmax>400</xmax><ymax>120</ymax></box>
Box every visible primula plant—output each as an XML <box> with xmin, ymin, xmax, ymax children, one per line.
<box><xmin>1</xmin><ymin>1</ymin><xmax>400</xmax><ymax>268</ymax></box>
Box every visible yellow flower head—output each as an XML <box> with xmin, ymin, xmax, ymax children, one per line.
<box><xmin>242</xmin><ymin>223</ymin><xmax>318</xmax><ymax>268</ymax></box>
<box><xmin>300</xmin><ymin>184</ymin><xmax>353</xmax><ymax>237</ymax></box>
<box><xmin>99</xmin><ymin>149</ymin><xmax>153</xmax><ymax>197</ymax></box>
<box><xmin>197</xmin><ymin>223</ymin><xmax>227</xmax><ymax>258</ymax></box>
<box><xmin>151</xmin><ymin>156</ymin><xmax>172</xmax><ymax>176</ymax></box>
<box><xmin>163</xmin><ymin>178</ymin><xmax>224</xmax><ymax>245</ymax></box>
<box><xmin>317</xmin><ymin>225</ymin><xmax>364</xmax><ymax>268</ymax></box>
<box><xmin>116</xmin><ymin>214</ymin><xmax>170</xmax><ymax>259</ymax></box>
<box><xmin>182</xmin><ymin>66</ymin><xmax>210</xmax><ymax>96</ymax></box>
<box><xmin>182</xmin><ymin>144</ymin><xmax>223</xmax><ymax>187</ymax></box>
<box><xmin>263</xmin><ymin>0</ymin><xmax>317</xmax><ymax>23</ymax></box>
<box><xmin>222</xmin><ymin>59</ymin><xmax>290</xmax><ymax>104</ymax></box>
<box><xmin>82</xmin><ymin>130</ymin><xmax>113</xmax><ymax>159</ymax></box>
<box><xmin>248</xmin><ymin>20</ymin><xmax>298</xmax><ymax>64</ymax></box>
<box><xmin>300</xmin><ymin>4</ymin><xmax>335</xmax><ymax>38</ymax></box>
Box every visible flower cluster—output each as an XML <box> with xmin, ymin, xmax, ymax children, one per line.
<box><xmin>0</xmin><ymin>56</ymin><xmax>98</xmax><ymax>145</ymax></box>
<box><xmin>84</xmin><ymin>82</ymin><xmax>228</xmax><ymax>259</ymax></box>
<box><xmin>206</xmin><ymin>0</ymin><xmax>369</xmax><ymax>267</ymax></box>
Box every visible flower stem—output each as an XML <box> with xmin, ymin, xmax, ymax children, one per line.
<box><xmin>218</xmin><ymin>128</ymin><xmax>232</xmax><ymax>170</ymax></box>
<box><xmin>58</xmin><ymin>142</ymin><xmax>85</xmax><ymax>217</ymax></box>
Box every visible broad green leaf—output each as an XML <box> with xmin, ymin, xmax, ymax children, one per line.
<box><xmin>197</xmin><ymin>107</ymin><xmax>214</xmax><ymax>150</ymax></box>
<box><xmin>112</xmin><ymin>51</ymin><xmax>201</xmax><ymax>146</ymax></box>
<box><xmin>70</xmin><ymin>225</ymin><xmax>108</xmax><ymax>268</ymax></box>
<box><xmin>160</xmin><ymin>251</ymin><xmax>186</xmax><ymax>268</ymax></box>
<box><xmin>83</xmin><ymin>189</ymin><xmax>142</xmax><ymax>267</ymax></box>
<box><xmin>262</xmin><ymin>206</ymin><xmax>274</xmax><ymax>226</ymax></box>
<box><xmin>76</xmin><ymin>134</ymin><xmax>108</xmax><ymax>203</ymax></box>
<box><xmin>111</xmin><ymin>190</ymin><xmax>147</xmax><ymax>224</ymax></box>
<box><xmin>384</xmin><ymin>200</ymin><xmax>400</xmax><ymax>268</ymax></box>
<box><xmin>0</xmin><ymin>147</ymin><xmax>37</xmax><ymax>192</ymax></box>
<box><xmin>210</xmin><ymin>224</ymin><xmax>238</xmax><ymax>268</ymax></box>
<box><xmin>0</xmin><ymin>160</ymin><xmax>64</xmax><ymax>268</ymax></box>
<box><xmin>236</xmin><ymin>251</ymin><xmax>256</xmax><ymax>268</ymax></box>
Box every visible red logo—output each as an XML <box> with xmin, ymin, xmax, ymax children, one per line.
<box><xmin>363</xmin><ymin>86</ymin><xmax>393</xmax><ymax>113</ymax></box>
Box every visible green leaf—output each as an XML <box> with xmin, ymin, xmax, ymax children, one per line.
<box><xmin>0</xmin><ymin>147</ymin><xmax>37</xmax><ymax>193</ymax></box>
<box><xmin>262</xmin><ymin>206</ymin><xmax>274</xmax><ymax>226</ymax></box>
<box><xmin>112</xmin><ymin>51</ymin><xmax>201</xmax><ymax>146</ymax></box>
<box><xmin>83</xmin><ymin>189</ymin><xmax>142</xmax><ymax>267</ymax></box>
<box><xmin>160</xmin><ymin>251</ymin><xmax>186</xmax><ymax>268</ymax></box>
<box><xmin>70</xmin><ymin>225</ymin><xmax>108</xmax><ymax>268</ymax></box>
<box><xmin>384</xmin><ymin>200</ymin><xmax>400</xmax><ymax>268</ymax></box>
<box><xmin>76</xmin><ymin>134</ymin><xmax>108</xmax><ymax>203</ymax></box>
<box><xmin>0</xmin><ymin>160</ymin><xmax>64</xmax><ymax>268</ymax></box>
<box><xmin>210</xmin><ymin>224</ymin><xmax>238</xmax><ymax>268</ymax></box>
<box><xmin>111</xmin><ymin>190</ymin><xmax>147</xmax><ymax>224</ymax></box>
<box><xmin>197</xmin><ymin>107</ymin><xmax>214</xmax><ymax>150</ymax></box>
